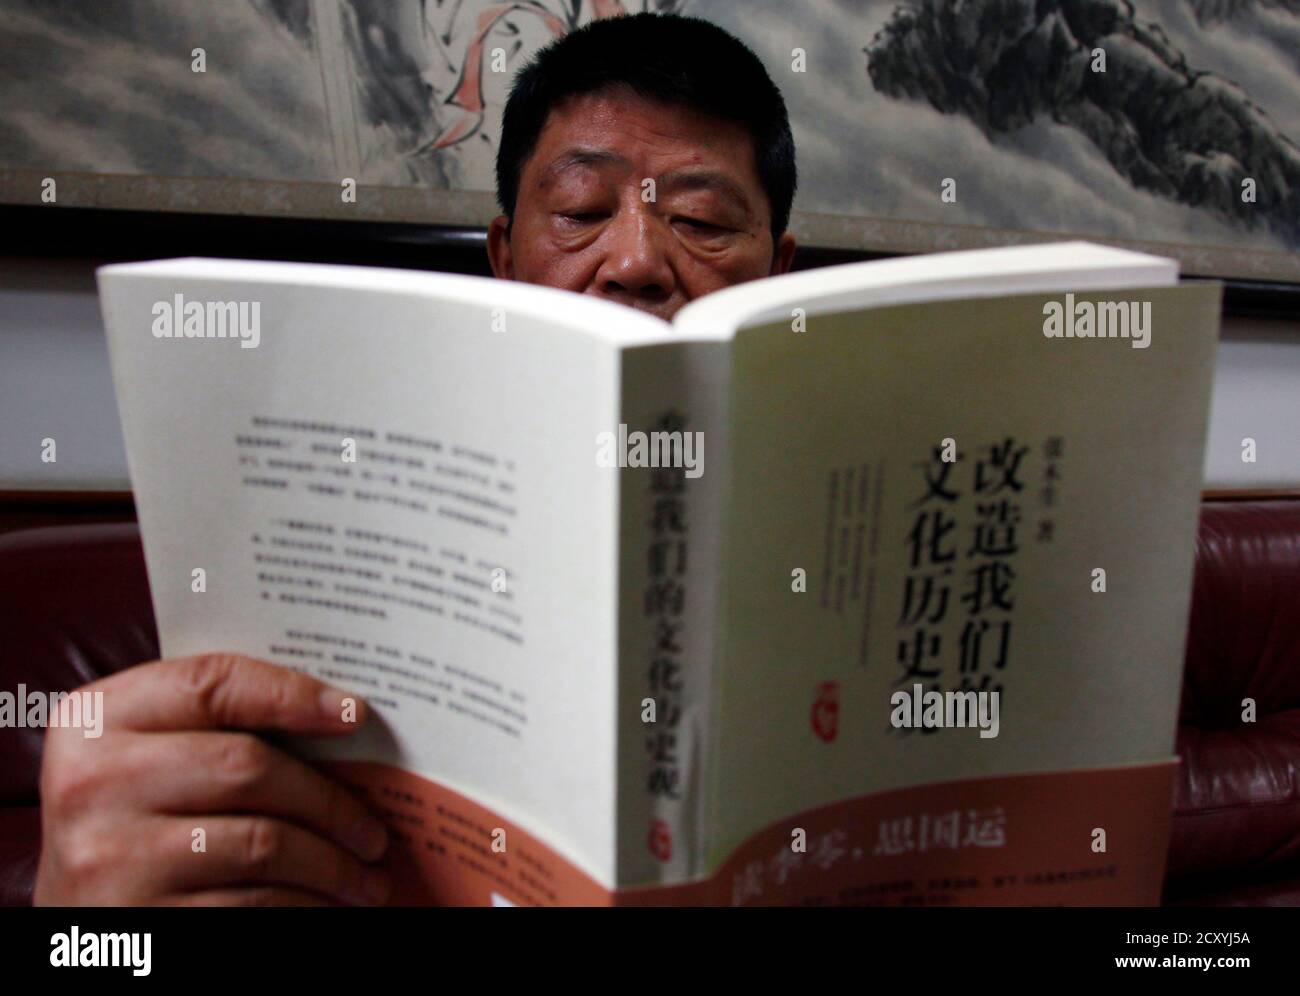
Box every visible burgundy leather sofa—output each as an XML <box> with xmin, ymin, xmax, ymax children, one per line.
<box><xmin>2</xmin><ymin>501</ymin><xmax>1298</xmax><ymax>905</ymax></box>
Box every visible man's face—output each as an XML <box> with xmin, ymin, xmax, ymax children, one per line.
<box><xmin>487</xmin><ymin>86</ymin><xmax>797</xmax><ymax>321</ymax></box>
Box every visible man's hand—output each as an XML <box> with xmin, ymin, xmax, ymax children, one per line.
<box><xmin>33</xmin><ymin>654</ymin><xmax>391</xmax><ymax>906</ymax></box>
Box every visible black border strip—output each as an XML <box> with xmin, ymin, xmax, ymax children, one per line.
<box><xmin>3</xmin><ymin>205</ymin><xmax>1298</xmax><ymax>320</ymax></box>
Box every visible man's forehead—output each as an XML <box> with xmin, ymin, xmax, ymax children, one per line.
<box><xmin>534</xmin><ymin>89</ymin><xmax>750</xmax><ymax>160</ymax></box>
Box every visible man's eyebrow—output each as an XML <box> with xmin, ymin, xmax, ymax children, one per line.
<box><xmin>658</xmin><ymin>168</ymin><xmax>752</xmax><ymax>215</ymax></box>
<box><xmin>539</xmin><ymin>147</ymin><xmax>630</xmax><ymax>184</ymax></box>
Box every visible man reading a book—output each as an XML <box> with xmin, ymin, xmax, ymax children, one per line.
<box><xmin>34</xmin><ymin>12</ymin><xmax>797</xmax><ymax>906</ymax></box>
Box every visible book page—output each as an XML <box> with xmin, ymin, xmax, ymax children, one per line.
<box><xmin>99</xmin><ymin>262</ymin><xmax>645</xmax><ymax>887</ymax></box>
<box><xmin>673</xmin><ymin>242</ymin><xmax>1177</xmax><ymax>337</ymax></box>
<box><xmin>705</xmin><ymin>284</ymin><xmax>1220</xmax><ymax>877</ymax></box>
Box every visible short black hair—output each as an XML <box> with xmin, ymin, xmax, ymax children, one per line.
<box><xmin>495</xmin><ymin>12</ymin><xmax>797</xmax><ymax>241</ymax></box>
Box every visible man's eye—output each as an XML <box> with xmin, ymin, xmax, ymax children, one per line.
<box><xmin>559</xmin><ymin>212</ymin><xmax>606</xmax><ymax>224</ymax></box>
<box><xmin>675</xmin><ymin>217</ymin><xmax>726</xmax><ymax>233</ymax></box>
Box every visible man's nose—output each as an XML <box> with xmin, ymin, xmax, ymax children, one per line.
<box><xmin>592</xmin><ymin>209</ymin><xmax>676</xmax><ymax>309</ymax></box>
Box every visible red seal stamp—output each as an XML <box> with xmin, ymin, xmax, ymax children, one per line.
<box><xmin>648</xmin><ymin>818</ymin><xmax>672</xmax><ymax>862</ymax></box>
<box><xmin>811</xmin><ymin>681</ymin><xmax>840</xmax><ymax>743</ymax></box>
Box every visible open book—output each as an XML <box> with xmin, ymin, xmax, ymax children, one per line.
<box><xmin>98</xmin><ymin>242</ymin><xmax>1220</xmax><ymax>906</ymax></box>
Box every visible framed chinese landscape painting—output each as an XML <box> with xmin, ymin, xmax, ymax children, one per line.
<box><xmin>1</xmin><ymin>0</ymin><xmax>1297</xmax><ymax>280</ymax></box>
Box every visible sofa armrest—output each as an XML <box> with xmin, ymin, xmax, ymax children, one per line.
<box><xmin>0</xmin><ymin>806</ymin><xmax>41</xmax><ymax>906</ymax></box>
<box><xmin>1167</xmin><ymin>499</ymin><xmax>1300</xmax><ymax>900</ymax></box>
<box><xmin>1171</xmin><ymin>710</ymin><xmax>1300</xmax><ymax>881</ymax></box>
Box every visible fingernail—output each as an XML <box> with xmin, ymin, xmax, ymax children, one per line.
<box><xmin>318</xmin><ymin>688</ymin><xmax>357</xmax><ymax>723</ymax></box>
<box><xmin>349</xmin><ymin>817</ymin><xmax>389</xmax><ymax>862</ymax></box>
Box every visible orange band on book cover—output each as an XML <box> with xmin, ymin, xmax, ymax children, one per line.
<box><xmin>323</xmin><ymin>760</ymin><xmax>1176</xmax><ymax>906</ymax></box>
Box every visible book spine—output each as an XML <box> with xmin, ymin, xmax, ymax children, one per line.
<box><xmin>612</xmin><ymin>340</ymin><xmax>730</xmax><ymax>887</ymax></box>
